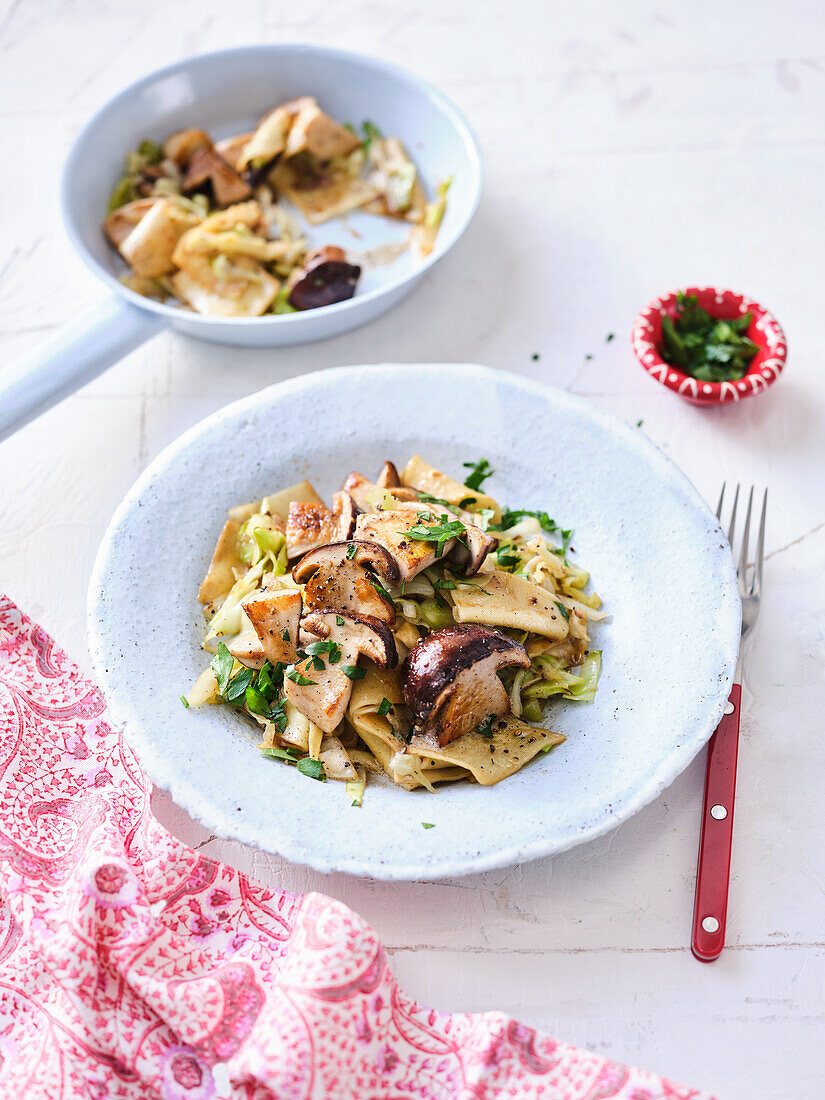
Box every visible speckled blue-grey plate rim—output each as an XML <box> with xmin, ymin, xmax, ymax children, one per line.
<box><xmin>88</xmin><ymin>363</ymin><xmax>740</xmax><ymax>880</ymax></box>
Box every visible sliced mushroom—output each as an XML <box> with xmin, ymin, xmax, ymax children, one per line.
<box><xmin>401</xmin><ymin>625</ymin><xmax>530</xmax><ymax>746</ymax></box>
<box><xmin>354</xmin><ymin>509</ymin><xmax>458</xmax><ymax>583</ymax></box>
<box><xmin>214</xmin><ymin>131</ymin><xmax>255</xmax><ymax>171</ymax></box>
<box><xmin>242</xmin><ymin>589</ymin><xmax>301</xmax><ymax>665</ymax></box>
<box><xmin>288</xmin><ymin>246</ymin><xmax>361</xmax><ymax>311</ymax></box>
<box><xmin>103</xmin><ymin>198</ymin><xmax>159</xmax><ymax>249</ymax></box>
<box><xmin>283</xmin><ymin>610</ymin><xmax>397</xmax><ymax>732</ymax></box>
<box><xmin>285</xmin><ymin>491</ymin><xmax>357</xmax><ymax>559</ymax></box>
<box><xmin>119</xmin><ymin>198</ymin><xmax>202</xmax><ymax>278</ymax></box>
<box><xmin>448</xmin><ymin>525</ymin><xmax>496</xmax><ymax>577</ymax></box>
<box><xmin>226</xmin><ymin>610</ymin><xmax>266</xmax><ymax>669</ymax></box>
<box><xmin>183</xmin><ymin>146</ymin><xmax>252</xmax><ymax>207</ymax></box>
<box><xmin>283</xmin><ymin>100</ymin><xmax>361</xmax><ymax>160</ymax></box>
<box><xmin>400</xmin><ymin>454</ymin><xmax>501</xmax><ymax>522</ymax></box>
<box><xmin>376</xmin><ymin>461</ymin><xmax>402</xmax><ymax>488</ymax></box>
<box><xmin>293</xmin><ymin>540</ymin><xmax>399</xmax><ymax>625</ymax></box>
<box><xmin>164</xmin><ymin>128</ymin><xmax>213</xmax><ymax>167</ymax></box>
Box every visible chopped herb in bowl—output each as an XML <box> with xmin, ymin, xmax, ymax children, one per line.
<box><xmin>660</xmin><ymin>293</ymin><xmax>760</xmax><ymax>383</ymax></box>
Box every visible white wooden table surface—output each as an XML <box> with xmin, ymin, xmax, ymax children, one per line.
<box><xmin>2</xmin><ymin>2</ymin><xmax>823</xmax><ymax>1096</ymax></box>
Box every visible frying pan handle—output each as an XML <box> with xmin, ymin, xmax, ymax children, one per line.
<box><xmin>0</xmin><ymin>296</ymin><xmax>165</xmax><ymax>443</ymax></box>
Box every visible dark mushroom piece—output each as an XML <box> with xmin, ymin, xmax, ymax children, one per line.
<box><xmin>376</xmin><ymin>461</ymin><xmax>402</xmax><ymax>488</ymax></box>
<box><xmin>288</xmin><ymin>246</ymin><xmax>361</xmax><ymax>311</ymax></box>
<box><xmin>283</xmin><ymin>610</ymin><xmax>397</xmax><ymax>732</ymax></box>
<box><xmin>448</xmin><ymin>525</ymin><xmax>496</xmax><ymax>577</ymax></box>
<box><xmin>343</xmin><ymin>470</ymin><xmax>418</xmax><ymax>510</ymax></box>
<box><xmin>293</xmin><ymin>540</ymin><xmax>399</xmax><ymax>625</ymax></box>
<box><xmin>183</xmin><ymin>146</ymin><xmax>252</xmax><ymax>207</ymax></box>
<box><xmin>401</xmin><ymin>624</ymin><xmax>530</xmax><ymax>746</ymax></box>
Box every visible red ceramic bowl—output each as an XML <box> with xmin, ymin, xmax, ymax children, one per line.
<box><xmin>631</xmin><ymin>287</ymin><xmax>787</xmax><ymax>406</ymax></box>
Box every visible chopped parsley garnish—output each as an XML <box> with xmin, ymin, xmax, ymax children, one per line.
<box><xmin>336</xmin><ymin>615</ymin><xmax>345</xmax><ymax>626</ymax></box>
<box><xmin>404</xmin><ymin>515</ymin><xmax>467</xmax><ymax>552</ymax></box>
<box><xmin>458</xmin><ymin>496</ymin><xmax>478</xmax><ymax>509</ymax></box>
<box><xmin>269</xmin><ymin>699</ymin><xmax>288</xmax><ymax>733</ymax></box>
<box><xmin>554</xmin><ymin>600</ymin><xmax>570</xmax><ymax>621</ymax></box>
<box><xmin>433</xmin><ymin>576</ymin><xmax>456</xmax><ymax>591</ymax></box>
<box><xmin>361</xmin><ymin>119</ymin><xmax>383</xmax><ymax>152</ymax></box>
<box><xmin>261</xmin><ymin>744</ymin><xmax>301</xmax><ymax>761</ymax></box>
<box><xmin>421</xmin><ymin>822</ymin><xmax>435</xmax><ymax>829</ymax></box>
<box><xmin>211</xmin><ymin>642</ymin><xmax>234</xmax><ymax>696</ymax></box>
<box><xmin>377</xmin><ymin>697</ymin><xmax>392</xmax><ymax>716</ymax></box>
<box><xmin>296</xmin><ymin>757</ymin><xmax>326</xmax><ymax>781</ymax></box>
<box><xmin>258</xmin><ymin>661</ymin><xmax>284</xmax><ymax>698</ymax></box>
<box><xmin>476</xmin><ymin>714</ymin><xmax>496</xmax><ymax>738</ymax></box>
<box><xmin>531</xmin><ymin>352</ymin><xmax>540</xmax><ymax>361</ymax></box>
<box><xmin>660</xmin><ymin>293</ymin><xmax>759</xmax><ymax>382</ymax></box>
<box><xmin>224</xmin><ymin>667</ymin><xmax>254</xmax><ymax>702</ymax></box>
<box><xmin>284</xmin><ymin>666</ymin><xmax>317</xmax><ymax>686</ymax></box>
<box><xmin>496</xmin><ymin>545</ymin><xmax>521</xmax><ymax>571</ymax></box>
<box><xmin>245</xmin><ymin>685</ymin><xmax>274</xmax><ymax>716</ymax></box>
<box><xmin>368</xmin><ymin>575</ymin><xmax>395</xmax><ymax>606</ymax></box>
<box><xmin>281</xmin><ymin>628</ymin><xmax>291</xmax><ymax>642</ymax></box>
<box><xmin>493</xmin><ymin>509</ymin><xmax>573</xmax><ymax>561</ymax></box>
<box><xmin>606</xmin><ymin>332</ymin><xmax>615</xmax><ymax>342</ymax></box>
<box><xmin>346</xmin><ymin>543</ymin><xmax>358</xmax><ymax>560</ymax></box>
<box><xmin>303</xmin><ymin>639</ymin><xmax>343</xmax><ymax>670</ymax></box>
<box><xmin>180</xmin><ymin>694</ymin><xmax>189</xmax><ymax>709</ymax></box>
<box><xmin>462</xmin><ymin>458</ymin><xmax>494</xmax><ymax>491</ymax></box>
<box><xmin>341</xmin><ymin>664</ymin><xmax>366</xmax><ymax>681</ymax></box>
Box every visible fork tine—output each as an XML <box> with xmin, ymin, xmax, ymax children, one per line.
<box><xmin>716</xmin><ymin>482</ymin><xmax>726</xmax><ymax>519</ymax></box>
<box><xmin>754</xmin><ymin>488</ymin><xmax>767</xmax><ymax>594</ymax></box>
<box><xmin>738</xmin><ymin>486</ymin><xmax>754</xmax><ymax>580</ymax></box>
<box><xmin>727</xmin><ymin>483</ymin><xmax>740</xmax><ymax>547</ymax></box>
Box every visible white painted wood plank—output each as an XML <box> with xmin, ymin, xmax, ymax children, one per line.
<box><xmin>1</xmin><ymin>1</ymin><xmax>824</xmax><ymax>1094</ymax></box>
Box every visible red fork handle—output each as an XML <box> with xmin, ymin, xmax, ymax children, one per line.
<box><xmin>692</xmin><ymin>683</ymin><xmax>742</xmax><ymax>962</ymax></box>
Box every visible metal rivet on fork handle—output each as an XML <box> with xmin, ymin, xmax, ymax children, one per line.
<box><xmin>702</xmin><ymin>916</ymin><xmax>720</xmax><ymax>934</ymax></box>
<box><xmin>711</xmin><ymin>805</ymin><xmax>727</xmax><ymax>820</ymax></box>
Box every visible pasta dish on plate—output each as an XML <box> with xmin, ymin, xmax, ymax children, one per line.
<box><xmin>188</xmin><ymin>456</ymin><xmax>604</xmax><ymax>803</ymax></box>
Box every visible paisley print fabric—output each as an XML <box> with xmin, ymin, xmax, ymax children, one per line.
<box><xmin>0</xmin><ymin>597</ymin><xmax>715</xmax><ymax>1099</ymax></box>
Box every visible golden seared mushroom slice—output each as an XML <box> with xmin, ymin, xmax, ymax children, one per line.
<box><xmin>226</xmin><ymin>611</ymin><xmax>267</xmax><ymax>669</ymax></box>
<box><xmin>401</xmin><ymin>625</ymin><xmax>530</xmax><ymax>747</ymax></box>
<box><xmin>183</xmin><ymin>146</ymin><xmax>252</xmax><ymax>207</ymax></box>
<box><xmin>242</xmin><ymin>589</ymin><xmax>302</xmax><ymax>666</ymax></box>
<box><xmin>355</xmin><ymin>508</ymin><xmax>464</xmax><ymax>583</ymax></box>
<box><xmin>285</xmin><ymin>491</ymin><xmax>358</xmax><ymax>559</ymax></box>
<box><xmin>119</xmin><ymin>198</ymin><xmax>202</xmax><ymax>278</ymax></box>
<box><xmin>288</xmin><ymin>246</ymin><xmax>361</xmax><ymax>311</ymax></box>
<box><xmin>284</xmin><ymin>611</ymin><xmax>398</xmax><ymax>733</ymax></box>
<box><xmin>103</xmin><ymin>198</ymin><xmax>159</xmax><ymax>248</ymax></box>
<box><xmin>284</xmin><ymin>100</ymin><xmax>362</xmax><ymax>160</ymax></box>
<box><xmin>292</xmin><ymin>541</ymin><xmax>399</xmax><ymax>626</ymax></box>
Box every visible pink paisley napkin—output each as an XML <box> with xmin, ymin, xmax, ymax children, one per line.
<box><xmin>0</xmin><ymin>596</ymin><xmax>714</xmax><ymax>1100</ymax></box>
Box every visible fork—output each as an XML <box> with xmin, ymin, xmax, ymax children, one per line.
<box><xmin>691</xmin><ymin>484</ymin><xmax>766</xmax><ymax>962</ymax></box>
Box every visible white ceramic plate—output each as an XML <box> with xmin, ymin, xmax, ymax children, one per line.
<box><xmin>88</xmin><ymin>364</ymin><xmax>740</xmax><ymax>880</ymax></box>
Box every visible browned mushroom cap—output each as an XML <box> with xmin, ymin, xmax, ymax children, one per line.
<box><xmin>292</xmin><ymin>540</ymin><xmax>399</xmax><ymax>625</ymax></box>
<box><xmin>401</xmin><ymin>625</ymin><xmax>530</xmax><ymax>746</ymax></box>
<box><xmin>376</xmin><ymin>461</ymin><xmax>402</xmax><ymax>488</ymax></box>
<box><xmin>283</xmin><ymin>609</ymin><xmax>398</xmax><ymax>732</ymax></box>
<box><xmin>449</xmin><ymin>525</ymin><xmax>496</xmax><ymax>577</ymax></box>
<box><xmin>183</xmin><ymin>146</ymin><xmax>252</xmax><ymax>207</ymax></box>
<box><xmin>289</xmin><ymin>246</ymin><xmax>361</xmax><ymax>311</ymax></box>
<box><xmin>302</xmin><ymin>609</ymin><xmax>398</xmax><ymax>670</ymax></box>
